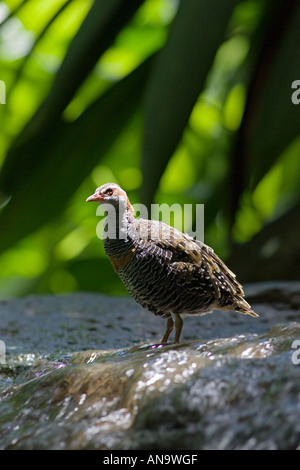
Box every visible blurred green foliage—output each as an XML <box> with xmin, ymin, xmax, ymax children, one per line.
<box><xmin>0</xmin><ymin>0</ymin><xmax>299</xmax><ymax>298</ymax></box>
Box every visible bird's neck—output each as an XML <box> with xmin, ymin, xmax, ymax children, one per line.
<box><xmin>103</xmin><ymin>205</ymin><xmax>135</xmax><ymax>258</ymax></box>
<box><xmin>103</xmin><ymin>199</ymin><xmax>135</xmax><ymax>244</ymax></box>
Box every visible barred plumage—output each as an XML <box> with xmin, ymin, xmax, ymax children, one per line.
<box><xmin>87</xmin><ymin>183</ymin><xmax>258</xmax><ymax>342</ymax></box>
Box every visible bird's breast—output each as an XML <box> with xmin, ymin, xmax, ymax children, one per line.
<box><xmin>108</xmin><ymin>247</ymin><xmax>137</xmax><ymax>272</ymax></box>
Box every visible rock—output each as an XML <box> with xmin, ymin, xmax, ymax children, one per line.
<box><xmin>0</xmin><ymin>281</ymin><xmax>300</xmax><ymax>449</ymax></box>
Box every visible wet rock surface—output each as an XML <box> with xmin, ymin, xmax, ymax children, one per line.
<box><xmin>0</xmin><ymin>281</ymin><xmax>300</xmax><ymax>449</ymax></box>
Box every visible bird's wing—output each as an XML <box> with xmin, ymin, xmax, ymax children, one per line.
<box><xmin>132</xmin><ymin>219</ymin><xmax>257</xmax><ymax>315</ymax></box>
<box><xmin>134</xmin><ymin>219</ymin><xmax>201</xmax><ymax>262</ymax></box>
<box><xmin>196</xmin><ymin>241</ymin><xmax>244</xmax><ymax>299</ymax></box>
<box><xmin>134</xmin><ymin>219</ymin><xmax>244</xmax><ymax>300</ymax></box>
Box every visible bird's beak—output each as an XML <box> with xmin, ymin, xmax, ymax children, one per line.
<box><xmin>86</xmin><ymin>192</ymin><xmax>104</xmax><ymax>203</ymax></box>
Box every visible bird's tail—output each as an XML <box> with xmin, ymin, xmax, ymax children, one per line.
<box><xmin>235</xmin><ymin>297</ymin><xmax>259</xmax><ymax>318</ymax></box>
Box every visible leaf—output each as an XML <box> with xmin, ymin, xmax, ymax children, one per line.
<box><xmin>248</xmin><ymin>2</ymin><xmax>300</xmax><ymax>185</ymax></box>
<box><xmin>7</xmin><ymin>0</ymin><xmax>73</xmax><ymax>100</ymax></box>
<box><xmin>141</xmin><ymin>0</ymin><xmax>239</xmax><ymax>207</ymax></box>
<box><xmin>229</xmin><ymin>1</ymin><xmax>300</xmax><ymax>221</ymax></box>
<box><xmin>227</xmin><ymin>202</ymin><xmax>300</xmax><ymax>282</ymax></box>
<box><xmin>0</xmin><ymin>0</ymin><xmax>29</xmax><ymax>27</ymax></box>
<box><xmin>36</xmin><ymin>0</ymin><xmax>145</xmax><ymax>122</ymax></box>
<box><xmin>0</xmin><ymin>0</ymin><xmax>145</xmax><ymax>192</ymax></box>
<box><xmin>0</xmin><ymin>57</ymin><xmax>152</xmax><ymax>254</ymax></box>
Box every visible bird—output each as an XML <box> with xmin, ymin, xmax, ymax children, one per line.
<box><xmin>87</xmin><ymin>183</ymin><xmax>258</xmax><ymax>343</ymax></box>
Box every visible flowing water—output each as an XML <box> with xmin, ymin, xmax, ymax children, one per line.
<box><xmin>0</xmin><ymin>282</ymin><xmax>300</xmax><ymax>449</ymax></box>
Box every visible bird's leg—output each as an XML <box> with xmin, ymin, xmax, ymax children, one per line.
<box><xmin>174</xmin><ymin>315</ymin><xmax>183</xmax><ymax>343</ymax></box>
<box><xmin>161</xmin><ymin>316</ymin><xmax>174</xmax><ymax>343</ymax></box>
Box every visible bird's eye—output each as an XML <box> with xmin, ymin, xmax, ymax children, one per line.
<box><xmin>104</xmin><ymin>187</ymin><xmax>113</xmax><ymax>196</ymax></box>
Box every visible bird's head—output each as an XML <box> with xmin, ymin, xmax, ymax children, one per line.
<box><xmin>86</xmin><ymin>183</ymin><xmax>134</xmax><ymax>215</ymax></box>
